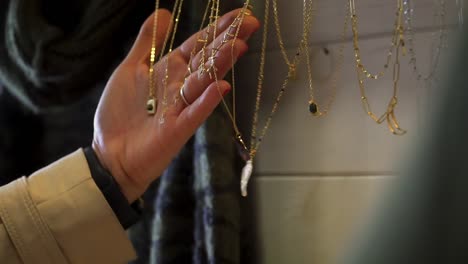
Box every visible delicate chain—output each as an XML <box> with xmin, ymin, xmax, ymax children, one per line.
<box><xmin>404</xmin><ymin>0</ymin><xmax>447</xmax><ymax>82</ymax></box>
<box><xmin>249</xmin><ymin>0</ymin><xmax>271</xmax><ymax>159</ymax></box>
<box><xmin>184</xmin><ymin>0</ymin><xmax>211</xmax><ymax>81</ymax></box>
<box><xmin>198</xmin><ymin>0</ymin><xmax>220</xmax><ymax>78</ymax></box>
<box><xmin>248</xmin><ymin>0</ymin><xmax>314</xmax><ymax>159</ymax></box>
<box><xmin>229</xmin><ymin>2</ymin><xmax>252</xmax><ymax>144</ymax></box>
<box><xmin>212</xmin><ymin>0</ymin><xmax>310</xmax><ymax>161</ymax></box>
<box><xmin>175</xmin><ymin>1</ymin><xmax>252</xmax><ymax>156</ymax></box>
<box><xmin>147</xmin><ymin>0</ymin><xmax>161</xmax><ymax>114</ymax></box>
<box><xmin>271</xmin><ymin>0</ymin><xmax>298</xmax><ymax>77</ymax></box>
<box><xmin>350</xmin><ymin>0</ymin><xmax>404</xmax><ymax>80</ymax></box>
<box><xmin>356</xmin><ymin>0</ymin><xmax>406</xmax><ymax>135</ymax></box>
<box><xmin>160</xmin><ymin>0</ymin><xmax>185</xmax><ymax>123</ymax></box>
<box><xmin>304</xmin><ymin>1</ymin><xmax>350</xmax><ymax>117</ymax></box>
<box><xmin>210</xmin><ymin>2</ymin><xmax>252</xmax><ymax>154</ymax></box>
<box><xmin>208</xmin><ymin>0</ymin><xmax>221</xmax><ymax>79</ymax></box>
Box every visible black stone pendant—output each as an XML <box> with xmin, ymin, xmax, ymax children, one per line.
<box><xmin>309</xmin><ymin>101</ymin><xmax>319</xmax><ymax>115</ymax></box>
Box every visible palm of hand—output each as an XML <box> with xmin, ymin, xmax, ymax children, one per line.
<box><xmin>91</xmin><ymin>9</ymin><xmax>259</xmax><ymax>202</ymax></box>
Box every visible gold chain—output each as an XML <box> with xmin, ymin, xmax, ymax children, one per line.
<box><xmin>184</xmin><ymin>0</ymin><xmax>212</xmax><ymax>83</ymax></box>
<box><xmin>159</xmin><ymin>0</ymin><xmax>185</xmax><ymax>123</ymax></box>
<box><xmin>247</xmin><ymin>0</ymin><xmax>316</xmax><ymax>160</ymax></box>
<box><xmin>197</xmin><ymin>0</ymin><xmax>221</xmax><ymax>78</ymax></box>
<box><xmin>146</xmin><ymin>0</ymin><xmax>161</xmax><ymax>114</ymax></box>
<box><xmin>146</xmin><ymin>0</ymin><xmax>185</xmax><ymax>116</ymax></box>
<box><xmin>355</xmin><ymin>0</ymin><xmax>406</xmax><ymax>135</ymax></box>
<box><xmin>350</xmin><ymin>0</ymin><xmax>405</xmax><ymax>80</ymax></box>
<box><xmin>304</xmin><ymin>1</ymin><xmax>349</xmax><ymax>117</ymax></box>
<box><xmin>238</xmin><ymin>0</ymin><xmax>316</xmax><ymax>197</ymax></box>
<box><xmin>213</xmin><ymin>1</ymin><xmax>252</xmax><ymax>150</ymax></box>
<box><xmin>271</xmin><ymin>0</ymin><xmax>298</xmax><ymax>78</ymax></box>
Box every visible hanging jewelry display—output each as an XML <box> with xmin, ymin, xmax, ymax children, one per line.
<box><xmin>404</xmin><ymin>0</ymin><xmax>447</xmax><ymax>82</ymax></box>
<box><xmin>218</xmin><ymin>0</ymin><xmax>314</xmax><ymax>197</ymax></box>
<box><xmin>350</xmin><ymin>0</ymin><xmax>407</xmax><ymax>135</ymax></box>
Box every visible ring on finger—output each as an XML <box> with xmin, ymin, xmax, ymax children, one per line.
<box><xmin>179</xmin><ymin>83</ymin><xmax>191</xmax><ymax>106</ymax></box>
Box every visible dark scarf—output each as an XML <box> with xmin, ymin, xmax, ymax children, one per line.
<box><xmin>0</xmin><ymin>0</ymin><xmax>154</xmax><ymax>182</ymax></box>
<box><xmin>0</xmin><ymin>0</ymin><xmax>137</xmax><ymax>113</ymax></box>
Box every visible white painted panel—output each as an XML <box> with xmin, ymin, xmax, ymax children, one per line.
<box><xmin>253</xmin><ymin>175</ymin><xmax>392</xmax><ymax>264</ymax></box>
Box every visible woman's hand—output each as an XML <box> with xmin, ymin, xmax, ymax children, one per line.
<box><xmin>92</xmin><ymin>9</ymin><xmax>260</xmax><ymax>202</ymax></box>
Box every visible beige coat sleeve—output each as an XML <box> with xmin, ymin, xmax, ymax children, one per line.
<box><xmin>0</xmin><ymin>149</ymin><xmax>137</xmax><ymax>264</ymax></box>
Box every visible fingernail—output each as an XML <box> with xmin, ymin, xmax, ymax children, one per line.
<box><xmin>223</xmin><ymin>87</ymin><xmax>231</xmax><ymax>96</ymax></box>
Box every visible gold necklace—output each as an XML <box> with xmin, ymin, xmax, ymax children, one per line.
<box><xmin>159</xmin><ymin>0</ymin><xmax>185</xmax><ymax>123</ymax></box>
<box><xmin>350</xmin><ymin>0</ymin><xmax>405</xmax><ymax>80</ymax></box>
<box><xmin>304</xmin><ymin>1</ymin><xmax>349</xmax><ymax>117</ymax></box>
<box><xmin>353</xmin><ymin>0</ymin><xmax>407</xmax><ymax>135</ymax></box>
<box><xmin>183</xmin><ymin>0</ymin><xmax>212</xmax><ymax>85</ymax></box>
<box><xmin>197</xmin><ymin>0</ymin><xmax>221</xmax><ymax>79</ymax></box>
<box><xmin>404</xmin><ymin>0</ymin><xmax>447</xmax><ymax>82</ymax></box>
<box><xmin>147</xmin><ymin>0</ymin><xmax>161</xmax><ymax>114</ymax></box>
<box><xmin>212</xmin><ymin>1</ymin><xmax>252</xmax><ymax>146</ymax></box>
<box><xmin>271</xmin><ymin>0</ymin><xmax>299</xmax><ymax>79</ymax></box>
<box><xmin>147</xmin><ymin>0</ymin><xmax>185</xmax><ymax>116</ymax></box>
<box><xmin>222</xmin><ymin>0</ymin><xmax>313</xmax><ymax>197</ymax></box>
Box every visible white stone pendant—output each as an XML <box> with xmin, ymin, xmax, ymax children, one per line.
<box><xmin>147</xmin><ymin>98</ymin><xmax>156</xmax><ymax>115</ymax></box>
<box><xmin>241</xmin><ymin>160</ymin><xmax>253</xmax><ymax>197</ymax></box>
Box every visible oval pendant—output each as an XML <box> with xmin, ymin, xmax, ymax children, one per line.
<box><xmin>309</xmin><ymin>101</ymin><xmax>319</xmax><ymax>116</ymax></box>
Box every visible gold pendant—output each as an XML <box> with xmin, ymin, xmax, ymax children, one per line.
<box><xmin>147</xmin><ymin>98</ymin><xmax>157</xmax><ymax>115</ymax></box>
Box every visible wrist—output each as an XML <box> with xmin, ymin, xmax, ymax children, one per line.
<box><xmin>91</xmin><ymin>140</ymin><xmax>146</xmax><ymax>203</ymax></box>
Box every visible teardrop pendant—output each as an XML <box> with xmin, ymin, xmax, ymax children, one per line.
<box><xmin>241</xmin><ymin>160</ymin><xmax>253</xmax><ymax>197</ymax></box>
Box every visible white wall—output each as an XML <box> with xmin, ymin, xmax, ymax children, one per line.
<box><xmin>235</xmin><ymin>0</ymin><xmax>459</xmax><ymax>263</ymax></box>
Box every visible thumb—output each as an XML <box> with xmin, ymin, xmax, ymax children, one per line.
<box><xmin>177</xmin><ymin>80</ymin><xmax>232</xmax><ymax>134</ymax></box>
<box><xmin>124</xmin><ymin>9</ymin><xmax>172</xmax><ymax>65</ymax></box>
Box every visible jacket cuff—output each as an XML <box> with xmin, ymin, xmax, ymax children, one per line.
<box><xmin>24</xmin><ymin>149</ymin><xmax>136</xmax><ymax>263</ymax></box>
<box><xmin>83</xmin><ymin>147</ymin><xmax>141</xmax><ymax>229</ymax></box>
